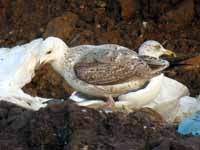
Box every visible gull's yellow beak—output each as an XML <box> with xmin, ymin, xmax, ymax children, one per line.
<box><xmin>40</xmin><ymin>57</ymin><xmax>48</xmax><ymax>66</ymax></box>
<box><xmin>163</xmin><ymin>50</ymin><xmax>176</xmax><ymax>57</ymax></box>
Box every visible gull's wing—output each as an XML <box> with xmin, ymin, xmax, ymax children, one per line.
<box><xmin>74</xmin><ymin>47</ymin><xmax>152</xmax><ymax>85</ymax></box>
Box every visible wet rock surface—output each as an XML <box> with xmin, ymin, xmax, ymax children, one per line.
<box><xmin>1</xmin><ymin>0</ymin><xmax>200</xmax><ymax>149</ymax></box>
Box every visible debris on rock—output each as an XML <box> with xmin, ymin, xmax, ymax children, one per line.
<box><xmin>178</xmin><ymin>111</ymin><xmax>200</xmax><ymax>136</ymax></box>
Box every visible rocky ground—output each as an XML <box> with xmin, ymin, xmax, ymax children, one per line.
<box><xmin>1</xmin><ymin>0</ymin><xmax>200</xmax><ymax>149</ymax></box>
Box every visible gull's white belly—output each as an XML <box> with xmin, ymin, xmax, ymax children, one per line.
<box><xmin>68</xmin><ymin>77</ymin><xmax>147</xmax><ymax>97</ymax></box>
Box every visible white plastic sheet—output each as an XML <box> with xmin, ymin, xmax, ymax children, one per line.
<box><xmin>70</xmin><ymin>74</ymin><xmax>200</xmax><ymax>123</ymax></box>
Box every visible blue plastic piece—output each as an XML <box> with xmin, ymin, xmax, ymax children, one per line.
<box><xmin>178</xmin><ymin>111</ymin><xmax>200</xmax><ymax>136</ymax></box>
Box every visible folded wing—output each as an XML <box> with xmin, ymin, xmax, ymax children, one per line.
<box><xmin>74</xmin><ymin>48</ymin><xmax>152</xmax><ymax>85</ymax></box>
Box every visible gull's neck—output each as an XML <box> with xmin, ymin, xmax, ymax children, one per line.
<box><xmin>51</xmin><ymin>47</ymin><xmax>68</xmax><ymax>75</ymax></box>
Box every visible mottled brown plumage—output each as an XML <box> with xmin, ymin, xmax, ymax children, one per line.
<box><xmin>74</xmin><ymin>48</ymin><xmax>153</xmax><ymax>85</ymax></box>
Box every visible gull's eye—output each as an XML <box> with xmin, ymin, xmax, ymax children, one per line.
<box><xmin>154</xmin><ymin>45</ymin><xmax>161</xmax><ymax>49</ymax></box>
<box><xmin>46</xmin><ymin>50</ymin><xmax>52</xmax><ymax>54</ymax></box>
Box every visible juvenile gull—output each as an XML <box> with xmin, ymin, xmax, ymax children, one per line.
<box><xmin>40</xmin><ymin>37</ymin><xmax>176</xmax><ymax>108</ymax></box>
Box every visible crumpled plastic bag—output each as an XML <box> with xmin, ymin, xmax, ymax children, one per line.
<box><xmin>178</xmin><ymin>111</ymin><xmax>200</xmax><ymax>136</ymax></box>
<box><xmin>117</xmin><ymin>74</ymin><xmax>164</xmax><ymax>109</ymax></box>
<box><xmin>70</xmin><ymin>74</ymin><xmax>200</xmax><ymax>123</ymax></box>
<box><xmin>169</xmin><ymin>96</ymin><xmax>200</xmax><ymax>123</ymax></box>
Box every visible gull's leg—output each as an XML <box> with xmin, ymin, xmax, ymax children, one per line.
<box><xmin>104</xmin><ymin>95</ymin><xmax>116</xmax><ymax>112</ymax></box>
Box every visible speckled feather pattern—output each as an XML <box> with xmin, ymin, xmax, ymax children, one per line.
<box><xmin>74</xmin><ymin>49</ymin><xmax>152</xmax><ymax>85</ymax></box>
<box><xmin>53</xmin><ymin>44</ymin><xmax>162</xmax><ymax>97</ymax></box>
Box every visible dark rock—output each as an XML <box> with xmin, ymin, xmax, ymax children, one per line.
<box><xmin>159</xmin><ymin>0</ymin><xmax>194</xmax><ymax>30</ymax></box>
<box><xmin>0</xmin><ymin>98</ymin><xmax>199</xmax><ymax>150</ymax></box>
<box><xmin>119</xmin><ymin>0</ymin><xmax>137</xmax><ymax>21</ymax></box>
<box><xmin>23</xmin><ymin>64</ymin><xmax>74</xmax><ymax>99</ymax></box>
<box><xmin>44</xmin><ymin>12</ymin><xmax>79</xmax><ymax>40</ymax></box>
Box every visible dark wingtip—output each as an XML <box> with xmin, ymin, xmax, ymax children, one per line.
<box><xmin>165</xmin><ymin>53</ymin><xmax>199</xmax><ymax>63</ymax></box>
<box><xmin>166</xmin><ymin>53</ymin><xmax>200</xmax><ymax>68</ymax></box>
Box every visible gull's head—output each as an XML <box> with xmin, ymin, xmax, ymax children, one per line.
<box><xmin>138</xmin><ymin>40</ymin><xmax>176</xmax><ymax>58</ymax></box>
<box><xmin>40</xmin><ymin>37</ymin><xmax>68</xmax><ymax>65</ymax></box>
